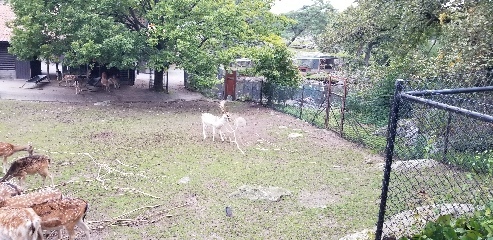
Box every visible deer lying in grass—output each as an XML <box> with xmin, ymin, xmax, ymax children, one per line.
<box><xmin>0</xmin><ymin>182</ymin><xmax>22</xmax><ymax>199</ymax></box>
<box><xmin>201</xmin><ymin>100</ymin><xmax>231</xmax><ymax>141</ymax></box>
<box><xmin>32</xmin><ymin>197</ymin><xmax>90</xmax><ymax>240</ymax></box>
<box><xmin>0</xmin><ymin>188</ymin><xmax>62</xmax><ymax>208</ymax></box>
<box><xmin>0</xmin><ymin>155</ymin><xmax>54</xmax><ymax>190</ymax></box>
<box><xmin>0</xmin><ymin>142</ymin><xmax>34</xmax><ymax>174</ymax></box>
<box><xmin>0</xmin><ymin>207</ymin><xmax>45</xmax><ymax>240</ymax></box>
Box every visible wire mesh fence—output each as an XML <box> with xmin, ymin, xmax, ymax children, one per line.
<box><xmin>193</xmin><ymin>71</ymin><xmax>493</xmax><ymax>238</ymax></box>
<box><xmin>202</xmin><ymin>75</ymin><xmax>393</xmax><ymax>153</ymax></box>
<box><xmin>376</xmin><ymin>80</ymin><xmax>493</xmax><ymax>239</ymax></box>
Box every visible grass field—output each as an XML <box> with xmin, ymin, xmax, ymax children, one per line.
<box><xmin>0</xmin><ymin>99</ymin><xmax>383</xmax><ymax>239</ymax></box>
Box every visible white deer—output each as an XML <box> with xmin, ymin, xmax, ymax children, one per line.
<box><xmin>201</xmin><ymin>100</ymin><xmax>231</xmax><ymax>142</ymax></box>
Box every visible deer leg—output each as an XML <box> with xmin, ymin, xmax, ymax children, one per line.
<box><xmin>49</xmin><ymin>173</ymin><xmax>54</xmax><ymax>187</ymax></box>
<box><xmin>44</xmin><ymin>174</ymin><xmax>54</xmax><ymax>187</ymax></box>
<box><xmin>2</xmin><ymin>156</ymin><xmax>7</xmax><ymax>174</ymax></box>
<box><xmin>202</xmin><ymin>123</ymin><xmax>207</xmax><ymax>140</ymax></box>
<box><xmin>40</xmin><ymin>169</ymin><xmax>54</xmax><ymax>187</ymax></box>
<box><xmin>58</xmin><ymin>229</ymin><xmax>64</xmax><ymax>240</ymax></box>
<box><xmin>219</xmin><ymin>129</ymin><xmax>225</xmax><ymax>141</ymax></box>
<box><xmin>65</xmin><ymin>223</ymin><xmax>76</xmax><ymax>240</ymax></box>
<box><xmin>37</xmin><ymin>226</ymin><xmax>45</xmax><ymax>240</ymax></box>
<box><xmin>76</xmin><ymin>218</ymin><xmax>91</xmax><ymax>240</ymax></box>
<box><xmin>18</xmin><ymin>176</ymin><xmax>25</xmax><ymax>191</ymax></box>
<box><xmin>212</xmin><ymin>127</ymin><xmax>216</xmax><ymax>142</ymax></box>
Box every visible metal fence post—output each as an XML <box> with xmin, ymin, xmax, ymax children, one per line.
<box><xmin>375</xmin><ymin>79</ymin><xmax>404</xmax><ymax>240</ymax></box>
<box><xmin>300</xmin><ymin>85</ymin><xmax>305</xmax><ymax>119</ymax></box>
<box><xmin>325</xmin><ymin>78</ymin><xmax>333</xmax><ymax>129</ymax></box>
<box><xmin>443</xmin><ymin>112</ymin><xmax>452</xmax><ymax>161</ymax></box>
<box><xmin>260</xmin><ymin>80</ymin><xmax>263</xmax><ymax>104</ymax></box>
<box><xmin>340</xmin><ymin>77</ymin><xmax>348</xmax><ymax>137</ymax></box>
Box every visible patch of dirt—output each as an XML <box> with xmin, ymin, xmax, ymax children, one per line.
<box><xmin>229</xmin><ymin>185</ymin><xmax>292</xmax><ymax>202</ymax></box>
<box><xmin>378</xmin><ymin>159</ymin><xmax>442</xmax><ymax>172</ymax></box>
<box><xmin>299</xmin><ymin>188</ymin><xmax>342</xmax><ymax>208</ymax></box>
<box><xmin>91</xmin><ymin>131</ymin><xmax>114</xmax><ymax>140</ymax></box>
<box><xmin>0</xmin><ymin>97</ymin><xmax>382</xmax><ymax>239</ymax></box>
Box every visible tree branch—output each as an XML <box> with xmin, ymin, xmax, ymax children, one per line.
<box><xmin>198</xmin><ymin>37</ymin><xmax>209</xmax><ymax>48</ymax></box>
<box><xmin>129</xmin><ymin>8</ymin><xmax>146</xmax><ymax>30</ymax></box>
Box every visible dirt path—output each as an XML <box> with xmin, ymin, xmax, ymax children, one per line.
<box><xmin>0</xmin><ymin>66</ymin><xmax>203</xmax><ymax>103</ymax></box>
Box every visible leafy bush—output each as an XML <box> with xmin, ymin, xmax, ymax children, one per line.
<box><xmin>449</xmin><ymin>150</ymin><xmax>493</xmax><ymax>174</ymax></box>
<box><xmin>345</xmin><ymin>75</ymin><xmax>396</xmax><ymax>126</ymax></box>
<box><xmin>399</xmin><ymin>202</ymin><xmax>493</xmax><ymax>240</ymax></box>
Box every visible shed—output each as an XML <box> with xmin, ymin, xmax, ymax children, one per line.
<box><xmin>294</xmin><ymin>55</ymin><xmax>338</xmax><ymax>73</ymax></box>
<box><xmin>0</xmin><ymin>2</ymin><xmax>40</xmax><ymax>79</ymax></box>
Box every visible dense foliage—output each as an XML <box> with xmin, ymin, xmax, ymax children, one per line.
<box><xmin>280</xmin><ymin>0</ymin><xmax>336</xmax><ymax>46</ymax></box>
<box><xmin>250</xmin><ymin>36</ymin><xmax>302</xmax><ymax>103</ymax></box>
<box><xmin>400</xmin><ymin>202</ymin><xmax>493</xmax><ymax>240</ymax></box>
<box><xmin>319</xmin><ymin>0</ymin><xmax>493</xmax><ymax>81</ymax></box>
<box><xmin>7</xmin><ymin>0</ymin><xmax>295</xmax><ymax>91</ymax></box>
<box><xmin>316</xmin><ymin>0</ymin><xmax>493</xmax><ymax>126</ymax></box>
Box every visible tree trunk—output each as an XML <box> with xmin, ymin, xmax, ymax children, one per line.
<box><xmin>153</xmin><ymin>69</ymin><xmax>164</xmax><ymax>91</ymax></box>
<box><xmin>364</xmin><ymin>42</ymin><xmax>376</xmax><ymax>66</ymax></box>
<box><xmin>287</xmin><ymin>31</ymin><xmax>303</xmax><ymax>47</ymax></box>
<box><xmin>46</xmin><ymin>61</ymin><xmax>50</xmax><ymax>80</ymax></box>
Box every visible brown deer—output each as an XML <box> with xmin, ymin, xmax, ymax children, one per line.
<box><xmin>58</xmin><ymin>74</ymin><xmax>78</xmax><ymax>87</ymax></box>
<box><xmin>108</xmin><ymin>74</ymin><xmax>120</xmax><ymax>89</ymax></box>
<box><xmin>0</xmin><ymin>188</ymin><xmax>62</xmax><ymax>208</ymax></box>
<box><xmin>32</xmin><ymin>197</ymin><xmax>91</xmax><ymax>240</ymax></box>
<box><xmin>0</xmin><ymin>182</ymin><xmax>22</xmax><ymax>199</ymax></box>
<box><xmin>100</xmin><ymin>72</ymin><xmax>111</xmax><ymax>92</ymax></box>
<box><xmin>0</xmin><ymin>155</ymin><xmax>54</xmax><ymax>190</ymax></box>
<box><xmin>0</xmin><ymin>207</ymin><xmax>45</xmax><ymax>240</ymax></box>
<box><xmin>75</xmin><ymin>69</ymin><xmax>92</xmax><ymax>95</ymax></box>
<box><xmin>75</xmin><ymin>77</ymin><xmax>89</xmax><ymax>95</ymax></box>
<box><xmin>0</xmin><ymin>141</ymin><xmax>34</xmax><ymax>174</ymax></box>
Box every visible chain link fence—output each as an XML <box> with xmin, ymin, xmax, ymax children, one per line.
<box><xmin>191</xmin><ymin>70</ymin><xmax>493</xmax><ymax>238</ymax></box>
<box><xmin>376</xmin><ymin>79</ymin><xmax>493</xmax><ymax>239</ymax></box>
<box><xmin>201</xmin><ymin>75</ymin><xmax>396</xmax><ymax>153</ymax></box>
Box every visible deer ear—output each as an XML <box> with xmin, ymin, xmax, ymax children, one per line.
<box><xmin>219</xmin><ymin>100</ymin><xmax>226</xmax><ymax>112</ymax></box>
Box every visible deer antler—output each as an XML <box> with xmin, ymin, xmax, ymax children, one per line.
<box><xmin>219</xmin><ymin>100</ymin><xmax>227</xmax><ymax>113</ymax></box>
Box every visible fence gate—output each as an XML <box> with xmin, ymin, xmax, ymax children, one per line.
<box><xmin>224</xmin><ymin>71</ymin><xmax>236</xmax><ymax>100</ymax></box>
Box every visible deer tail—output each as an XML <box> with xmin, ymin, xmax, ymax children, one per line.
<box><xmin>83</xmin><ymin>199</ymin><xmax>89</xmax><ymax>221</ymax></box>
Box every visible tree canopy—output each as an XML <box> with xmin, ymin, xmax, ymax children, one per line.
<box><xmin>281</xmin><ymin>0</ymin><xmax>336</xmax><ymax>46</ymax></box>
<box><xmin>318</xmin><ymin>0</ymin><xmax>493</xmax><ymax>84</ymax></box>
<box><xmin>7</xmin><ymin>0</ymin><xmax>297</xmax><ymax>91</ymax></box>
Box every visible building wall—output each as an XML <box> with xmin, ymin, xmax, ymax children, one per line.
<box><xmin>0</xmin><ymin>41</ymin><xmax>16</xmax><ymax>79</ymax></box>
<box><xmin>0</xmin><ymin>70</ymin><xmax>15</xmax><ymax>78</ymax></box>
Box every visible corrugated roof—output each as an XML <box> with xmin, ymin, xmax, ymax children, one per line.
<box><xmin>0</xmin><ymin>3</ymin><xmax>15</xmax><ymax>42</ymax></box>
